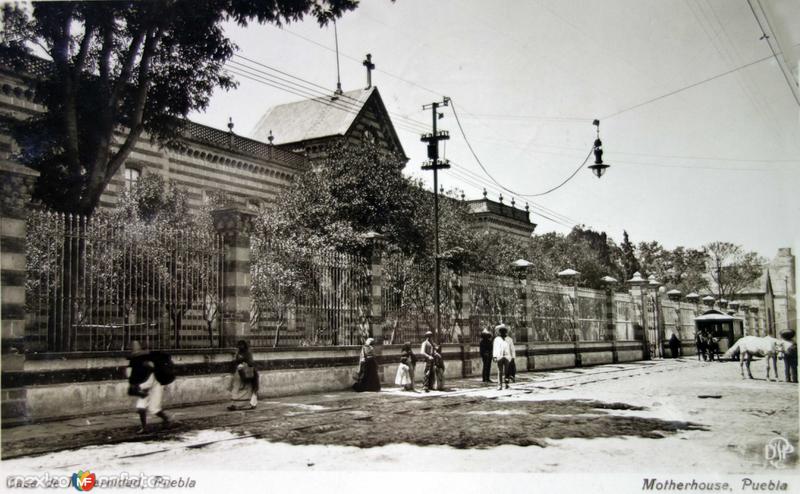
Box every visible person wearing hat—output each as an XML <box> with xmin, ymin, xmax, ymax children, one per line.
<box><xmin>780</xmin><ymin>329</ymin><xmax>797</xmax><ymax>383</ymax></box>
<box><xmin>492</xmin><ymin>324</ymin><xmax>512</xmax><ymax>390</ymax></box>
<box><xmin>420</xmin><ymin>331</ymin><xmax>435</xmax><ymax>392</ymax></box>
<box><xmin>479</xmin><ymin>328</ymin><xmax>494</xmax><ymax>383</ymax></box>
<box><xmin>126</xmin><ymin>341</ymin><xmax>169</xmax><ymax>433</ymax></box>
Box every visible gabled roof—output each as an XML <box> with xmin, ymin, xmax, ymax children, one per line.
<box><xmin>250</xmin><ymin>87</ymin><xmax>373</xmax><ymax>145</ymax></box>
<box><xmin>739</xmin><ymin>267</ymin><xmax>773</xmax><ymax>295</ymax></box>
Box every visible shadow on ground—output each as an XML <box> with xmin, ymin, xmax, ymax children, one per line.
<box><xmin>235</xmin><ymin>397</ymin><xmax>707</xmax><ymax>449</ymax></box>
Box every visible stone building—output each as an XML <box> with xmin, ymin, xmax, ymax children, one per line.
<box><xmin>768</xmin><ymin>248</ymin><xmax>796</xmax><ymax>333</ymax></box>
<box><xmin>0</xmin><ymin>50</ymin><xmax>535</xmax><ymax>239</ymax></box>
<box><xmin>251</xmin><ymin>87</ymin><xmax>407</xmax><ymax>163</ymax></box>
<box><xmin>466</xmin><ymin>192</ymin><xmax>537</xmax><ymax>240</ymax></box>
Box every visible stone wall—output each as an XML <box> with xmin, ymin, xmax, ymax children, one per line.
<box><xmin>2</xmin><ymin>341</ymin><xmax>644</xmax><ymax>424</ymax></box>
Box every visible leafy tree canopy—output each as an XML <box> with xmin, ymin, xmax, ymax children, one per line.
<box><xmin>0</xmin><ymin>0</ymin><xmax>358</xmax><ymax>215</ymax></box>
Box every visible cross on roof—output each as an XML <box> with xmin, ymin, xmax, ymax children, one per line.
<box><xmin>363</xmin><ymin>53</ymin><xmax>375</xmax><ymax>89</ymax></box>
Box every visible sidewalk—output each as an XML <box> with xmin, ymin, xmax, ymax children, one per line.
<box><xmin>1</xmin><ymin>360</ymin><xmax>671</xmax><ymax>460</ymax></box>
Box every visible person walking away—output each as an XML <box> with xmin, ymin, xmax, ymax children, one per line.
<box><xmin>400</xmin><ymin>342</ymin><xmax>417</xmax><ymax>390</ymax></box>
<box><xmin>420</xmin><ymin>331</ymin><xmax>435</xmax><ymax>392</ymax></box>
<box><xmin>353</xmin><ymin>338</ymin><xmax>381</xmax><ymax>392</ymax></box>
<box><xmin>504</xmin><ymin>328</ymin><xmax>517</xmax><ymax>383</ymax></box>
<box><xmin>780</xmin><ymin>330</ymin><xmax>797</xmax><ymax>383</ymax></box>
<box><xmin>493</xmin><ymin>324</ymin><xmax>512</xmax><ymax>390</ymax></box>
<box><xmin>669</xmin><ymin>333</ymin><xmax>681</xmax><ymax>358</ymax></box>
<box><xmin>228</xmin><ymin>340</ymin><xmax>258</xmax><ymax>410</ymax></box>
<box><xmin>479</xmin><ymin>329</ymin><xmax>494</xmax><ymax>383</ymax></box>
<box><xmin>433</xmin><ymin>344</ymin><xmax>446</xmax><ymax>391</ymax></box>
<box><xmin>126</xmin><ymin>341</ymin><xmax>169</xmax><ymax>434</ymax></box>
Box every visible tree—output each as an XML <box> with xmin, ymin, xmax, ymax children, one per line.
<box><xmin>664</xmin><ymin>246</ymin><xmax>709</xmax><ymax>295</ymax></box>
<box><xmin>620</xmin><ymin>230</ymin><xmax>640</xmax><ymax>280</ymax></box>
<box><xmin>704</xmin><ymin>242</ymin><xmax>765</xmax><ymax>300</ymax></box>
<box><xmin>1</xmin><ymin>0</ymin><xmax>357</xmax><ymax>215</ymax></box>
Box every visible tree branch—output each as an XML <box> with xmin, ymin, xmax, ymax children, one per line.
<box><xmin>73</xmin><ymin>21</ymin><xmax>96</xmax><ymax>75</ymax></box>
<box><xmin>110</xmin><ymin>28</ymin><xmax>146</xmax><ymax>107</ymax></box>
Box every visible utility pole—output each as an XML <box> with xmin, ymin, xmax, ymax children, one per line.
<box><xmin>421</xmin><ymin>97</ymin><xmax>450</xmax><ymax>343</ymax></box>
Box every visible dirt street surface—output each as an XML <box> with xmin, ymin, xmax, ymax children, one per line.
<box><xmin>3</xmin><ymin>359</ymin><xmax>798</xmax><ymax>476</ymax></box>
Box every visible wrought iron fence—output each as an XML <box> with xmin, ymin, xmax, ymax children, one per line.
<box><xmin>468</xmin><ymin>272</ymin><xmax>525</xmax><ymax>344</ymax></box>
<box><xmin>381</xmin><ymin>254</ymin><xmax>464</xmax><ymax>345</ymax></box>
<box><xmin>26</xmin><ymin>210</ymin><xmax>224</xmax><ymax>352</ymax></box>
<box><xmin>250</xmin><ymin>241</ymin><xmax>370</xmax><ymax>347</ymax></box>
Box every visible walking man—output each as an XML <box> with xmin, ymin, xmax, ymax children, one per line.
<box><xmin>479</xmin><ymin>329</ymin><xmax>494</xmax><ymax>383</ymax></box>
<box><xmin>492</xmin><ymin>324</ymin><xmax>512</xmax><ymax>390</ymax></box>
<box><xmin>420</xmin><ymin>331</ymin><xmax>435</xmax><ymax>392</ymax></box>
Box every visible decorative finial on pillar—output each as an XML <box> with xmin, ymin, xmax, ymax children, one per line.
<box><xmin>460</xmin><ymin>191</ymin><xmax>465</xmax><ymax>202</ymax></box>
<box><xmin>482</xmin><ymin>188</ymin><xmax>487</xmax><ymax>199</ymax></box>
<box><xmin>227</xmin><ymin>117</ymin><xmax>234</xmax><ymax>133</ymax></box>
<box><xmin>525</xmin><ymin>202</ymin><xmax>529</xmax><ymax>212</ymax></box>
<box><xmin>511</xmin><ymin>197</ymin><xmax>516</xmax><ymax>208</ymax></box>
<box><xmin>499</xmin><ymin>193</ymin><xmax>504</xmax><ymax>204</ymax></box>
<box><xmin>439</xmin><ymin>185</ymin><xmax>444</xmax><ymax>195</ymax></box>
<box><xmin>268</xmin><ymin>130</ymin><xmax>274</xmax><ymax>145</ymax></box>
<box><xmin>362</xmin><ymin>53</ymin><xmax>375</xmax><ymax>89</ymax></box>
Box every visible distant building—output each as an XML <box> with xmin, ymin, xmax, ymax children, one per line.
<box><xmin>466</xmin><ymin>193</ymin><xmax>537</xmax><ymax>240</ymax></box>
<box><xmin>768</xmin><ymin>248</ymin><xmax>796</xmax><ymax>333</ymax></box>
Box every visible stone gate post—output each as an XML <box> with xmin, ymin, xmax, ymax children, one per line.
<box><xmin>1</xmin><ymin>162</ymin><xmax>38</xmax><ymax>357</ymax></box>
<box><xmin>1</xmin><ymin>161</ymin><xmax>38</xmax><ymax>420</ymax></box>
<box><xmin>212</xmin><ymin>208</ymin><xmax>255</xmax><ymax>348</ymax></box>
<box><xmin>363</xmin><ymin>232</ymin><xmax>385</xmax><ymax>344</ymax></box>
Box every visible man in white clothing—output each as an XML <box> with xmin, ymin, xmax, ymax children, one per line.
<box><xmin>492</xmin><ymin>324</ymin><xmax>512</xmax><ymax>390</ymax></box>
<box><xmin>420</xmin><ymin>331</ymin><xmax>435</xmax><ymax>392</ymax></box>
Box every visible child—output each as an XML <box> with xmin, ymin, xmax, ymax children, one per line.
<box><xmin>433</xmin><ymin>345</ymin><xmax>445</xmax><ymax>391</ymax></box>
<box><xmin>395</xmin><ymin>355</ymin><xmax>413</xmax><ymax>391</ymax></box>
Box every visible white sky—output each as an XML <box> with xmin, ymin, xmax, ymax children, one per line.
<box><xmin>189</xmin><ymin>0</ymin><xmax>800</xmax><ymax>259</ymax></box>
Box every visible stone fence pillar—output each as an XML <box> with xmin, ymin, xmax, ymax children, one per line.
<box><xmin>363</xmin><ymin>232</ymin><xmax>385</xmax><ymax>344</ymax></box>
<box><xmin>212</xmin><ymin>208</ymin><xmax>255</xmax><ymax>348</ymax></box>
<box><xmin>1</xmin><ymin>161</ymin><xmax>38</xmax><ymax>359</ymax></box>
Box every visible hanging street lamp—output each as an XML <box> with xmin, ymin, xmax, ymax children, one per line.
<box><xmin>588</xmin><ymin>119</ymin><xmax>610</xmax><ymax>178</ymax></box>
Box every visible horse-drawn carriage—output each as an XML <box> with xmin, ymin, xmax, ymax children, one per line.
<box><xmin>693</xmin><ymin>309</ymin><xmax>744</xmax><ymax>355</ymax></box>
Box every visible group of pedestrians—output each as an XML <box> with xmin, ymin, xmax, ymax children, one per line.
<box><xmin>480</xmin><ymin>324</ymin><xmax>516</xmax><ymax>390</ymax></box>
<box><xmin>125</xmin><ymin>338</ymin><xmax>259</xmax><ymax>433</ymax></box>
<box><xmin>694</xmin><ymin>331</ymin><xmax>720</xmax><ymax>361</ymax></box>
<box><xmin>385</xmin><ymin>331</ymin><xmax>445</xmax><ymax>393</ymax></box>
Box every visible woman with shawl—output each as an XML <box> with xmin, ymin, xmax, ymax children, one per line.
<box><xmin>126</xmin><ymin>340</ymin><xmax>169</xmax><ymax>433</ymax></box>
<box><xmin>353</xmin><ymin>338</ymin><xmax>381</xmax><ymax>392</ymax></box>
<box><xmin>228</xmin><ymin>339</ymin><xmax>259</xmax><ymax>410</ymax></box>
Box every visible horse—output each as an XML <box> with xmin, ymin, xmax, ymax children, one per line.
<box><xmin>722</xmin><ymin>336</ymin><xmax>786</xmax><ymax>381</ymax></box>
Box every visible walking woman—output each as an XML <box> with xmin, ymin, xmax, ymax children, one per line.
<box><xmin>353</xmin><ymin>338</ymin><xmax>381</xmax><ymax>392</ymax></box>
<box><xmin>228</xmin><ymin>340</ymin><xmax>258</xmax><ymax>410</ymax></box>
<box><xmin>127</xmin><ymin>341</ymin><xmax>169</xmax><ymax>433</ymax></box>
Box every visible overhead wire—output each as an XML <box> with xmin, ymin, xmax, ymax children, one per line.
<box><xmin>228</xmin><ymin>56</ymin><xmax>432</xmax><ymax>133</ymax></box>
<box><xmin>449</xmin><ymin>99</ymin><xmax>594</xmax><ymax>198</ymax></box>
<box><xmin>746</xmin><ymin>0</ymin><xmax>800</xmax><ymax>107</ymax></box>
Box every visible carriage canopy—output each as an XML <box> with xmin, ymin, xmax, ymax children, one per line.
<box><xmin>694</xmin><ymin>309</ymin><xmax>744</xmax><ymax>352</ymax></box>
